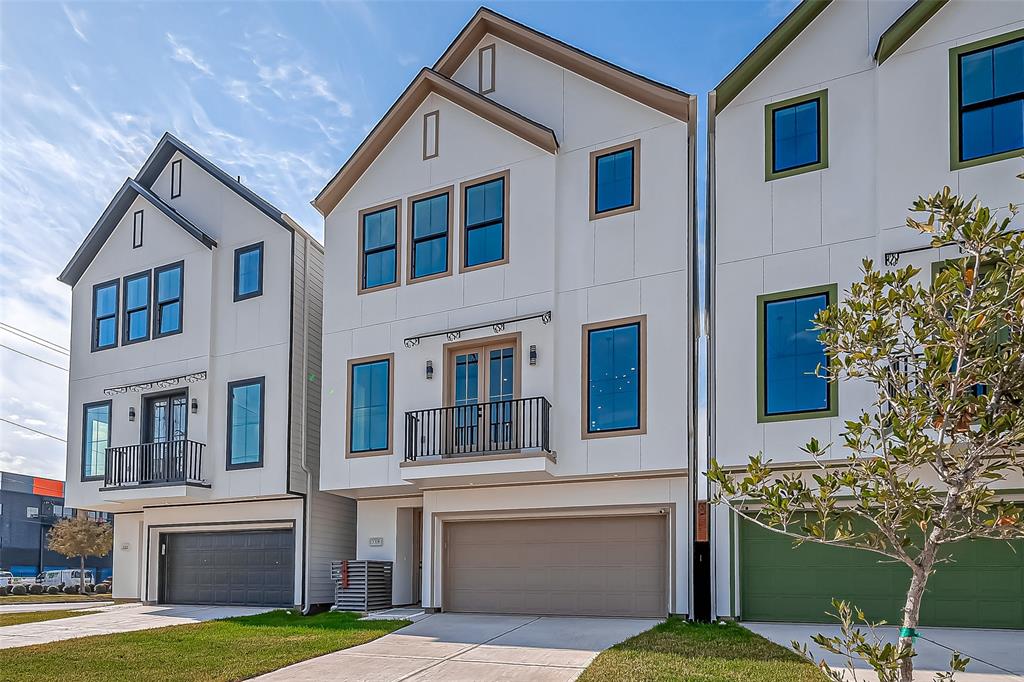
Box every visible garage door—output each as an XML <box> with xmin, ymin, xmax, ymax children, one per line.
<box><xmin>161</xmin><ymin>530</ymin><xmax>294</xmax><ymax>607</ymax></box>
<box><xmin>739</xmin><ymin>519</ymin><xmax>1024</xmax><ymax>629</ymax></box>
<box><xmin>444</xmin><ymin>515</ymin><xmax>667</xmax><ymax>617</ymax></box>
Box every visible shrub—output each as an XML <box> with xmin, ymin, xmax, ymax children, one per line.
<box><xmin>63</xmin><ymin>584</ymin><xmax>79</xmax><ymax>595</ymax></box>
<box><xmin>28</xmin><ymin>584</ymin><xmax>43</xmax><ymax>595</ymax></box>
<box><xmin>84</xmin><ymin>584</ymin><xmax>94</xmax><ymax>594</ymax></box>
<box><xmin>11</xmin><ymin>584</ymin><xmax>28</xmax><ymax>596</ymax></box>
<box><xmin>46</xmin><ymin>586</ymin><xmax>60</xmax><ymax>595</ymax></box>
<box><xmin>94</xmin><ymin>583</ymin><xmax>109</xmax><ymax>594</ymax></box>
<box><xmin>0</xmin><ymin>585</ymin><xmax>8</xmax><ymax>596</ymax></box>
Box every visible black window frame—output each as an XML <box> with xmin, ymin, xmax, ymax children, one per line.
<box><xmin>583</xmin><ymin>318</ymin><xmax>646</xmax><ymax>437</ymax></box>
<box><xmin>764</xmin><ymin>89</ymin><xmax>829</xmax><ymax>181</ymax></box>
<box><xmin>359</xmin><ymin>204</ymin><xmax>400</xmax><ymax>293</ymax></box>
<box><xmin>153</xmin><ymin>260</ymin><xmax>184</xmax><ymax>339</ymax></box>
<box><xmin>233</xmin><ymin>242</ymin><xmax>264</xmax><ymax>302</ymax></box>
<box><xmin>132</xmin><ymin>210</ymin><xmax>143</xmax><ymax>249</ymax></box>
<box><xmin>409</xmin><ymin>190</ymin><xmax>451</xmax><ymax>282</ymax></box>
<box><xmin>461</xmin><ymin>174</ymin><xmax>507</xmax><ymax>271</ymax></box>
<box><xmin>347</xmin><ymin>355</ymin><xmax>393</xmax><ymax>456</ymax></box>
<box><xmin>81</xmin><ymin>399</ymin><xmax>112</xmax><ymax>482</ymax></box>
<box><xmin>170</xmin><ymin>159</ymin><xmax>182</xmax><ymax>199</ymax></box>
<box><xmin>91</xmin><ymin>278</ymin><xmax>119</xmax><ymax>352</ymax></box>
<box><xmin>121</xmin><ymin>269</ymin><xmax>152</xmax><ymax>346</ymax></box>
<box><xmin>225</xmin><ymin>376</ymin><xmax>265</xmax><ymax>470</ymax></box>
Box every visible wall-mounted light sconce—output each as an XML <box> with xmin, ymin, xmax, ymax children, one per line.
<box><xmin>128</xmin><ymin>407</ymin><xmax>136</xmax><ymax>422</ymax></box>
<box><xmin>529</xmin><ymin>345</ymin><xmax>538</xmax><ymax>366</ymax></box>
<box><xmin>426</xmin><ymin>360</ymin><xmax>434</xmax><ymax>380</ymax></box>
<box><xmin>191</xmin><ymin>398</ymin><xmax>199</xmax><ymax>414</ymax></box>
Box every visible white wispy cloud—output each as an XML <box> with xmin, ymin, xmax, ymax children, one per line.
<box><xmin>166</xmin><ymin>32</ymin><xmax>214</xmax><ymax>77</ymax></box>
<box><xmin>253</xmin><ymin>58</ymin><xmax>354</xmax><ymax>116</ymax></box>
<box><xmin>61</xmin><ymin>4</ymin><xmax>89</xmax><ymax>43</ymax></box>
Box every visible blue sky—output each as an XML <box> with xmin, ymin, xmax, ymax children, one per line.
<box><xmin>0</xmin><ymin>0</ymin><xmax>795</xmax><ymax>479</ymax></box>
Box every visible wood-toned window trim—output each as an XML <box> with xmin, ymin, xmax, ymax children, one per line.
<box><xmin>581</xmin><ymin>314</ymin><xmax>647</xmax><ymax>439</ymax></box>
<box><xmin>132</xmin><ymin>210</ymin><xmax>144</xmax><ymax>249</ymax></box>
<box><xmin>170</xmin><ymin>159</ymin><xmax>182</xmax><ymax>198</ymax></box>
<box><xmin>358</xmin><ymin>200</ymin><xmax>402</xmax><ymax>295</ymax></box>
<box><xmin>121</xmin><ymin>269</ymin><xmax>152</xmax><ymax>346</ymax></box>
<box><xmin>91</xmin><ymin>278</ymin><xmax>119</xmax><ymax>352</ymax></box>
<box><xmin>423</xmin><ymin>110</ymin><xmax>439</xmax><ymax>160</ymax></box>
<box><xmin>346</xmin><ymin>353</ymin><xmax>395</xmax><ymax>458</ymax></box>
<box><xmin>226</xmin><ymin>376</ymin><xmax>265</xmax><ymax>470</ymax></box>
<box><xmin>459</xmin><ymin>169</ymin><xmax>510</xmax><ymax>273</ymax></box>
<box><xmin>589</xmin><ymin>139</ymin><xmax>640</xmax><ymax>221</ymax></box>
<box><xmin>406</xmin><ymin>186</ymin><xmax>454</xmax><ymax>285</ymax></box>
<box><xmin>764</xmin><ymin>89</ymin><xmax>828</xmax><ymax>181</ymax></box>
<box><xmin>441</xmin><ymin>332</ymin><xmax>522</xmax><ymax>407</ymax></box>
<box><xmin>478</xmin><ymin>43</ymin><xmax>496</xmax><ymax>94</ymax></box>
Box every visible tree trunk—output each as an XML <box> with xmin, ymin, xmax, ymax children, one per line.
<box><xmin>899</xmin><ymin>566</ymin><xmax>931</xmax><ymax>682</ymax></box>
<box><xmin>79</xmin><ymin>555</ymin><xmax>86</xmax><ymax>593</ymax></box>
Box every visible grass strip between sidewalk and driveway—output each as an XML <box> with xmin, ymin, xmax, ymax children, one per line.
<box><xmin>0</xmin><ymin>609</ymin><xmax>100</xmax><ymax>627</ymax></box>
<box><xmin>0</xmin><ymin>609</ymin><xmax>410</xmax><ymax>682</ymax></box>
<box><xmin>578</xmin><ymin>617</ymin><xmax>827</xmax><ymax>682</ymax></box>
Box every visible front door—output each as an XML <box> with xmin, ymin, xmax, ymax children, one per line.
<box><xmin>142</xmin><ymin>392</ymin><xmax>187</xmax><ymax>482</ymax></box>
<box><xmin>448</xmin><ymin>340</ymin><xmax>516</xmax><ymax>454</ymax></box>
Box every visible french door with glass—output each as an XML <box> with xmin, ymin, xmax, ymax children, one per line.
<box><xmin>448</xmin><ymin>340</ymin><xmax>517</xmax><ymax>454</ymax></box>
<box><xmin>141</xmin><ymin>392</ymin><xmax>187</xmax><ymax>482</ymax></box>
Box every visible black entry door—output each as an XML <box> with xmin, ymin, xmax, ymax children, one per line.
<box><xmin>161</xmin><ymin>530</ymin><xmax>294</xmax><ymax>606</ymax></box>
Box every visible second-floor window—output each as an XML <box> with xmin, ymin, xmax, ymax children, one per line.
<box><xmin>154</xmin><ymin>261</ymin><xmax>183</xmax><ymax>338</ymax></box>
<box><xmin>92</xmin><ymin>280</ymin><xmax>119</xmax><ymax>351</ymax></box>
<box><xmin>591</xmin><ymin>140</ymin><xmax>639</xmax><ymax>219</ymax></box>
<box><xmin>234</xmin><ymin>242</ymin><xmax>264</xmax><ymax>301</ymax></box>
<box><xmin>409</xmin><ymin>189</ymin><xmax>451</xmax><ymax>281</ymax></box>
<box><xmin>583</xmin><ymin>316</ymin><xmax>646</xmax><ymax>437</ymax></box>
<box><xmin>82</xmin><ymin>400</ymin><xmax>110</xmax><ymax>480</ymax></box>
<box><xmin>765</xmin><ymin>90</ymin><xmax>828</xmax><ymax>180</ymax></box>
<box><xmin>359</xmin><ymin>203</ymin><xmax>399</xmax><ymax>293</ymax></box>
<box><xmin>348</xmin><ymin>355</ymin><xmax>392</xmax><ymax>456</ymax></box>
<box><xmin>461</xmin><ymin>172</ymin><xmax>508</xmax><ymax>270</ymax></box>
<box><xmin>953</xmin><ymin>32</ymin><xmax>1023</xmax><ymax>167</ymax></box>
<box><xmin>122</xmin><ymin>271</ymin><xmax>151</xmax><ymax>344</ymax></box>
<box><xmin>227</xmin><ymin>377</ymin><xmax>264</xmax><ymax>469</ymax></box>
<box><xmin>757</xmin><ymin>284</ymin><xmax>838</xmax><ymax>422</ymax></box>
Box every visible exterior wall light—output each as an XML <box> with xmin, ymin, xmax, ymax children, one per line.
<box><xmin>426</xmin><ymin>360</ymin><xmax>434</xmax><ymax>380</ymax></box>
<box><xmin>529</xmin><ymin>345</ymin><xmax>538</xmax><ymax>366</ymax></box>
<box><xmin>128</xmin><ymin>407</ymin><xmax>136</xmax><ymax>422</ymax></box>
<box><xmin>191</xmin><ymin>398</ymin><xmax>199</xmax><ymax>414</ymax></box>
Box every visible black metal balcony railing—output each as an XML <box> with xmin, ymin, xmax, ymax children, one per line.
<box><xmin>405</xmin><ymin>396</ymin><xmax>551</xmax><ymax>461</ymax></box>
<box><xmin>104</xmin><ymin>440</ymin><xmax>204</xmax><ymax>488</ymax></box>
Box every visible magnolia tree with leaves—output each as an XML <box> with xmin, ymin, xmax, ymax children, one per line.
<box><xmin>47</xmin><ymin>514</ymin><xmax>113</xmax><ymax>592</ymax></box>
<box><xmin>709</xmin><ymin>181</ymin><xmax>1024</xmax><ymax>682</ymax></box>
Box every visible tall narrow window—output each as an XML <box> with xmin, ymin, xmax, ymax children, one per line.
<box><xmin>170</xmin><ymin>159</ymin><xmax>182</xmax><ymax>198</ymax></box>
<box><xmin>359</xmin><ymin>203</ymin><xmax>400</xmax><ymax>293</ymax></box>
<box><xmin>582</xmin><ymin>316</ymin><xmax>646</xmax><ymax>438</ymax></box>
<box><xmin>92</xmin><ymin>279</ymin><xmax>119</xmax><ymax>351</ymax></box>
<box><xmin>122</xmin><ymin>271</ymin><xmax>151</xmax><ymax>344</ymax></box>
<box><xmin>951</xmin><ymin>31</ymin><xmax>1024</xmax><ymax>168</ymax></box>
<box><xmin>408</xmin><ymin>187</ymin><xmax>451</xmax><ymax>282</ymax></box>
<box><xmin>423</xmin><ymin>110</ymin><xmax>439</xmax><ymax>160</ymax></box>
<box><xmin>347</xmin><ymin>355</ymin><xmax>392</xmax><ymax>456</ymax></box>
<box><xmin>757</xmin><ymin>284</ymin><xmax>838</xmax><ymax>422</ymax></box>
<box><xmin>227</xmin><ymin>377</ymin><xmax>264</xmax><ymax>469</ymax></box>
<box><xmin>765</xmin><ymin>90</ymin><xmax>828</xmax><ymax>180</ymax></box>
<box><xmin>590</xmin><ymin>140</ymin><xmax>640</xmax><ymax>219</ymax></box>
<box><xmin>82</xmin><ymin>401</ymin><xmax>111</xmax><ymax>480</ymax></box>
<box><xmin>461</xmin><ymin>171</ymin><xmax>508</xmax><ymax>271</ymax></box>
<box><xmin>478</xmin><ymin>43</ymin><xmax>495</xmax><ymax>94</ymax></box>
<box><xmin>132</xmin><ymin>210</ymin><xmax>143</xmax><ymax>248</ymax></box>
<box><xmin>234</xmin><ymin>242</ymin><xmax>263</xmax><ymax>301</ymax></box>
<box><xmin>153</xmin><ymin>261</ymin><xmax>183</xmax><ymax>338</ymax></box>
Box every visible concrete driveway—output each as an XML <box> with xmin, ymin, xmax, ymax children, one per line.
<box><xmin>256</xmin><ymin>613</ymin><xmax>660</xmax><ymax>682</ymax></box>
<box><xmin>0</xmin><ymin>603</ymin><xmax>271</xmax><ymax>649</ymax></box>
<box><xmin>746</xmin><ymin>622</ymin><xmax>1024</xmax><ymax>682</ymax></box>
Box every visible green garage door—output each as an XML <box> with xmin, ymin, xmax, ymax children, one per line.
<box><xmin>739</xmin><ymin>519</ymin><xmax>1024</xmax><ymax>629</ymax></box>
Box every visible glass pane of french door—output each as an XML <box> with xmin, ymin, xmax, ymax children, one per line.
<box><xmin>453</xmin><ymin>352</ymin><xmax>479</xmax><ymax>451</ymax></box>
<box><xmin>488</xmin><ymin>347</ymin><xmax>514</xmax><ymax>447</ymax></box>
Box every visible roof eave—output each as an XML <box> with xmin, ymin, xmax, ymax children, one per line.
<box><xmin>874</xmin><ymin>0</ymin><xmax>948</xmax><ymax>65</ymax></box>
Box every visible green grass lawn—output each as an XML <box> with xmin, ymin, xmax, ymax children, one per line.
<box><xmin>0</xmin><ymin>593</ymin><xmax>114</xmax><ymax>604</ymax></box>
<box><xmin>0</xmin><ymin>609</ymin><xmax>98</xmax><ymax>627</ymax></box>
<box><xmin>579</xmin><ymin>618</ymin><xmax>827</xmax><ymax>682</ymax></box>
<box><xmin>0</xmin><ymin>609</ymin><xmax>408</xmax><ymax>682</ymax></box>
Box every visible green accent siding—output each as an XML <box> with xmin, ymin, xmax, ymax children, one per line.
<box><xmin>875</xmin><ymin>0</ymin><xmax>948</xmax><ymax>65</ymax></box>
<box><xmin>764</xmin><ymin>90</ymin><xmax>829</xmax><ymax>181</ymax></box>
<box><xmin>739</xmin><ymin>519</ymin><xmax>1024</xmax><ymax>629</ymax></box>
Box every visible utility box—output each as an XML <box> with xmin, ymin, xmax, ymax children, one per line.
<box><xmin>331</xmin><ymin>560</ymin><xmax>393</xmax><ymax>613</ymax></box>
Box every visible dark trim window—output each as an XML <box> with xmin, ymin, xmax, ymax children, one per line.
<box><xmin>122</xmin><ymin>271</ymin><xmax>151</xmax><ymax>345</ymax></box>
<box><xmin>347</xmin><ymin>355</ymin><xmax>393</xmax><ymax>456</ymax></box>
<box><xmin>582</xmin><ymin>316</ymin><xmax>647</xmax><ymax>438</ymax></box>
<box><xmin>226</xmin><ymin>377</ymin><xmax>264</xmax><ymax>469</ymax></box>
<box><xmin>170</xmin><ymin>159</ymin><xmax>182</xmax><ymax>198</ymax></box>
<box><xmin>233</xmin><ymin>242</ymin><xmax>264</xmax><ymax>301</ymax></box>
<box><xmin>132</xmin><ymin>210</ymin><xmax>143</xmax><ymax>249</ymax></box>
<box><xmin>590</xmin><ymin>140</ymin><xmax>640</xmax><ymax>219</ymax></box>
<box><xmin>765</xmin><ymin>90</ymin><xmax>828</xmax><ymax>180</ymax></box>
<box><xmin>91</xmin><ymin>279</ymin><xmax>119</xmax><ymax>352</ymax></box>
<box><xmin>950</xmin><ymin>30</ymin><xmax>1024</xmax><ymax>169</ymax></box>
<box><xmin>408</xmin><ymin>188</ymin><xmax>451</xmax><ymax>282</ymax></box>
<box><xmin>82</xmin><ymin>400</ymin><xmax>111</xmax><ymax>481</ymax></box>
<box><xmin>153</xmin><ymin>261</ymin><xmax>184</xmax><ymax>338</ymax></box>
<box><xmin>461</xmin><ymin>171</ymin><xmax>508</xmax><ymax>271</ymax></box>
<box><xmin>359</xmin><ymin>203</ymin><xmax>400</xmax><ymax>293</ymax></box>
<box><xmin>757</xmin><ymin>284</ymin><xmax>838</xmax><ymax>422</ymax></box>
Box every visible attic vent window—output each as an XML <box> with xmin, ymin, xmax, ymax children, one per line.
<box><xmin>478</xmin><ymin>44</ymin><xmax>495</xmax><ymax>94</ymax></box>
<box><xmin>132</xmin><ymin>210</ymin><xmax>143</xmax><ymax>249</ymax></box>
<box><xmin>170</xmin><ymin>159</ymin><xmax>182</xmax><ymax>198</ymax></box>
<box><xmin>423</xmin><ymin>110</ymin><xmax>439</xmax><ymax>160</ymax></box>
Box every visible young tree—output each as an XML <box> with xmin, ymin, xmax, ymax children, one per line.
<box><xmin>709</xmin><ymin>182</ymin><xmax>1023</xmax><ymax>682</ymax></box>
<box><xmin>47</xmin><ymin>514</ymin><xmax>113</xmax><ymax>593</ymax></box>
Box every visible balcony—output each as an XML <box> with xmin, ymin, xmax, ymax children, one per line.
<box><xmin>100</xmin><ymin>440</ymin><xmax>210</xmax><ymax>503</ymax></box>
<box><xmin>400</xmin><ymin>397</ymin><xmax>556</xmax><ymax>485</ymax></box>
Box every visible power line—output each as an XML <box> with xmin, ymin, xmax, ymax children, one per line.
<box><xmin>0</xmin><ymin>344</ymin><xmax>69</xmax><ymax>372</ymax></box>
<box><xmin>0</xmin><ymin>417</ymin><xmax>66</xmax><ymax>442</ymax></box>
<box><xmin>0</xmin><ymin>322</ymin><xmax>70</xmax><ymax>355</ymax></box>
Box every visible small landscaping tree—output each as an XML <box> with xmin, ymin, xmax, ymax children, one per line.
<box><xmin>47</xmin><ymin>515</ymin><xmax>113</xmax><ymax>593</ymax></box>
<box><xmin>709</xmin><ymin>181</ymin><xmax>1024</xmax><ymax>682</ymax></box>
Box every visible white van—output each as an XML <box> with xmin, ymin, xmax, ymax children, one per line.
<box><xmin>0</xmin><ymin>571</ymin><xmax>14</xmax><ymax>588</ymax></box>
<box><xmin>40</xmin><ymin>569</ymin><xmax>94</xmax><ymax>588</ymax></box>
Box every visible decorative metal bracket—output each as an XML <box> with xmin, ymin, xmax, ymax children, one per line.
<box><xmin>403</xmin><ymin>310</ymin><xmax>553</xmax><ymax>347</ymax></box>
<box><xmin>104</xmin><ymin>371</ymin><xmax>207</xmax><ymax>396</ymax></box>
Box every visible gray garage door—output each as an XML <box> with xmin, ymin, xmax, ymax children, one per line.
<box><xmin>162</xmin><ymin>530</ymin><xmax>294</xmax><ymax>607</ymax></box>
<box><xmin>444</xmin><ymin>516</ymin><xmax>667</xmax><ymax>617</ymax></box>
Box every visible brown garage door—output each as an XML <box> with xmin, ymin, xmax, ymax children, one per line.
<box><xmin>444</xmin><ymin>515</ymin><xmax>667</xmax><ymax>617</ymax></box>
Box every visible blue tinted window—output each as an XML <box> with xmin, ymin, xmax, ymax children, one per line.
<box><xmin>234</xmin><ymin>243</ymin><xmax>263</xmax><ymax>300</ymax></box>
<box><xmin>411</xmin><ymin>193</ymin><xmax>449</xmax><ymax>279</ymax></box>
<box><xmin>362</xmin><ymin>207</ymin><xmax>397</xmax><ymax>289</ymax></box>
<box><xmin>123</xmin><ymin>273</ymin><xmax>150</xmax><ymax>342</ymax></box>
<box><xmin>464</xmin><ymin>178</ymin><xmax>505</xmax><ymax>268</ymax></box>
<box><xmin>229</xmin><ymin>379</ymin><xmax>262</xmax><ymax>466</ymax></box>
<box><xmin>155</xmin><ymin>264</ymin><xmax>182</xmax><ymax>336</ymax></box>
<box><xmin>93</xmin><ymin>282</ymin><xmax>118</xmax><ymax>350</ymax></box>
<box><xmin>83</xmin><ymin>402</ymin><xmax>110</xmax><ymax>478</ymax></box>
<box><xmin>595</xmin><ymin>148</ymin><xmax>634</xmax><ymax>214</ymax></box>
<box><xmin>350</xmin><ymin>359</ymin><xmax>390</xmax><ymax>452</ymax></box>
<box><xmin>763</xmin><ymin>292</ymin><xmax>830</xmax><ymax>416</ymax></box>
<box><xmin>773</xmin><ymin>99</ymin><xmax>820</xmax><ymax>172</ymax></box>
<box><xmin>587</xmin><ymin>323</ymin><xmax>641</xmax><ymax>433</ymax></box>
<box><xmin>959</xmin><ymin>37</ymin><xmax>1024</xmax><ymax>161</ymax></box>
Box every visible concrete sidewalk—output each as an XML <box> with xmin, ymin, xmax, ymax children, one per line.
<box><xmin>255</xmin><ymin>613</ymin><xmax>660</xmax><ymax>681</ymax></box>
<box><xmin>0</xmin><ymin>600</ymin><xmax>116</xmax><ymax>614</ymax></box>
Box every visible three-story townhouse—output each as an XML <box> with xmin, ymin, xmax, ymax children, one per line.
<box><xmin>59</xmin><ymin>133</ymin><xmax>355</xmax><ymax>609</ymax></box>
<box><xmin>708</xmin><ymin>0</ymin><xmax>1023</xmax><ymax>629</ymax></box>
<box><xmin>316</xmin><ymin>8</ymin><xmax>698</xmax><ymax>618</ymax></box>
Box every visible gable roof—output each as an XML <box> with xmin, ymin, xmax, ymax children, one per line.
<box><xmin>313</xmin><ymin>68</ymin><xmax>558</xmax><ymax>216</ymax></box>
<box><xmin>433</xmin><ymin>7</ymin><xmax>691</xmax><ymax>122</ymax></box>
<box><xmin>874</xmin><ymin>0</ymin><xmax>948</xmax><ymax>65</ymax></box>
<box><xmin>58</xmin><ymin>178</ymin><xmax>216</xmax><ymax>286</ymax></box>
<box><xmin>711</xmin><ymin>0</ymin><xmax>833</xmax><ymax>115</ymax></box>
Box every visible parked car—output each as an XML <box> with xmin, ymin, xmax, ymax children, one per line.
<box><xmin>39</xmin><ymin>569</ymin><xmax>94</xmax><ymax>588</ymax></box>
<box><xmin>0</xmin><ymin>571</ymin><xmax>15</xmax><ymax>588</ymax></box>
